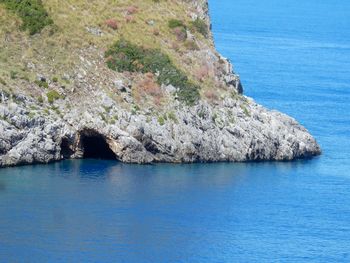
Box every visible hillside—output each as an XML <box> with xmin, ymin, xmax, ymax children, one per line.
<box><xmin>0</xmin><ymin>0</ymin><xmax>321</xmax><ymax>166</ymax></box>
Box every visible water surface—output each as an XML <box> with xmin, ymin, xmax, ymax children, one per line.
<box><xmin>1</xmin><ymin>0</ymin><xmax>350</xmax><ymax>262</ymax></box>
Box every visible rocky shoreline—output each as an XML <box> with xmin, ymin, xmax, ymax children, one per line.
<box><xmin>0</xmin><ymin>87</ymin><xmax>321</xmax><ymax>167</ymax></box>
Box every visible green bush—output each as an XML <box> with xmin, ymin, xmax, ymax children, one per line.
<box><xmin>157</xmin><ymin>116</ymin><xmax>165</xmax><ymax>126</ymax></box>
<box><xmin>168</xmin><ymin>19</ymin><xmax>185</xmax><ymax>29</ymax></box>
<box><xmin>10</xmin><ymin>71</ymin><xmax>17</xmax><ymax>79</ymax></box>
<box><xmin>35</xmin><ymin>79</ymin><xmax>48</xmax><ymax>88</ymax></box>
<box><xmin>191</xmin><ymin>18</ymin><xmax>208</xmax><ymax>37</ymax></box>
<box><xmin>184</xmin><ymin>40</ymin><xmax>199</xmax><ymax>51</ymax></box>
<box><xmin>105</xmin><ymin>39</ymin><xmax>200</xmax><ymax>105</ymax></box>
<box><xmin>46</xmin><ymin>90</ymin><xmax>60</xmax><ymax>104</ymax></box>
<box><xmin>0</xmin><ymin>77</ymin><xmax>7</xmax><ymax>86</ymax></box>
<box><xmin>167</xmin><ymin>112</ymin><xmax>178</xmax><ymax>123</ymax></box>
<box><xmin>37</xmin><ymin>95</ymin><xmax>43</xmax><ymax>104</ymax></box>
<box><xmin>0</xmin><ymin>0</ymin><xmax>53</xmax><ymax>35</ymax></box>
<box><xmin>240</xmin><ymin>105</ymin><xmax>251</xmax><ymax>117</ymax></box>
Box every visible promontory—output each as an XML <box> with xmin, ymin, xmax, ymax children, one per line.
<box><xmin>0</xmin><ymin>0</ymin><xmax>321</xmax><ymax>167</ymax></box>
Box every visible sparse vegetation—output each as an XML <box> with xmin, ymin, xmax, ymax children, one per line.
<box><xmin>105</xmin><ymin>18</ymin><xmax>119</xmax><ymax>30</ymax></box>
<box><xmin>106</xmin><ymin>39</ymin><xmax>200</xmax><ymax>105</ymax></box>
<box><xmin>212</xmin><ymin>112</ymin><xmax>218</xmax><ymax>123</ymax></box>
<box><xmin>240</xmin><ymin>104</ymin><xmax>251</xmax><ymax>117</ymax></box>
<box><xmin>172</xmin><ymin>27</ymin><xmax>187</xmax><ymax>41</ymax></box>
<box><xmin>168</xmin><ymin>19</ymin><xmax>187</xmax><ymax>41</ymax></box>
<box><xmin>10</xmin><ymin>71</ymin><xmax>17</xmax><ymax>80</ymax></box>
<box><xmin>102</xmin><ymin>105</ymin><xmax>112</xmax><ymax>113</ymax></box>
<box><xmin>184</xmin><ymin>40</ymin><xmax>199</xmax><ymax>51</ymax></box>
<box><xmin>37</xmin><ymin>95</ymin><xmax>43</xmax><ymax>104</ymax></box>
<box><xmin>135</xmin><ymin>73</ymin><xmax>163</xmax><ymax>106</ymax></box>
<box><xmin>35</xmin><ymin>79</ymin><xmax>48</xmax><ymax>89</ymax></box>
<box><xmin>191</xmin><ymin>18</ymin><xmax>208</xmax><ymax>37</ymax></box>
<box><xmin>131</xmin><ymin>105</ymin><xmax>140</xmax><ymax>115</ymax></box>
<box><xmin>27</xmin><ymin>111</ymin><xmax>36</xmax><ymax>119</ymax></box>
<box><xmin>157</xmin><ymin>116</ymin><xmax>165</xmax><ymax>125</ymax></box>
<box><xmin>168</xmin><ymin>19</ymin><xmax>185</xmax><ymax>29</ymax></box>
<box><xmin>0</xmin><ymin>77</ymin><xmax>6</xmax><ymax>86</ymax></box>
<box><xmin>0</xmin><ymin>0</ymin><xmax>228</xmax><ymax>114</ymax></box>
<box><xmin>51</xmin><ymin>105</ymin><xmax>60</xmax><ymax>115</ymax></box>
<box><xmin>99</xmin><ymin>112</ymin><xmax>107</xmax><ymax>122</ymax></box>
<box><xmin>125</xmin><ymin>5</ymin><xmax>138</xmax><ymax>15</ymax></box>
<box><xmin>198</xmin><ymin>109</ymin><xmax>206</xmax><ymax>119</ymax></box>
<box><xmin>167</xmin><ymin>112</ymin><xmax>178</xmax><ymax>123</ymax></box>
<box><xmin>204</xmin><ymin>89</ymin><xmax>218</xmax><ymax>102</ymax></box>
<box><xmin>46</xmin><ymin>90</ymin><xmax>60</xmax><ymax>104</ymax></box>
<box><xmin>0</xmin><ymin>0</ymin><xmax>53</xmax><ymax>35</ymax></box>
<box><xmin>195</xmin><ymin>64</ymin><xmax>210</xmax><ymax>82</ymax></box>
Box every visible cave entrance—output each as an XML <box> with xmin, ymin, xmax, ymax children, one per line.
<box><xmin>60</xmin><ymin>137</ymin><xmax>74</xmax><ymax>159</ymax></box>
<box><xmin>80</xmin><ymin>131</ymin><xmax>116</xmax><ymax>160</ymax></box>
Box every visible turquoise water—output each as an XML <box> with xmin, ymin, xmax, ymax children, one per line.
<box><xmin>1</xmin><ymin>0</ymin><xmax>350</xmax><ymax>262</ymax></box>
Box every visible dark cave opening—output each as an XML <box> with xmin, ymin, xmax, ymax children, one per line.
<box><xmin>60</xmin><ymin>137</ymin><xmax>74</xmax><ymax>159</ymax></box>
<box><xmin>81</xmin><ymin>132</ymin><xmax>116</xmax><ymax>160</ymax></box>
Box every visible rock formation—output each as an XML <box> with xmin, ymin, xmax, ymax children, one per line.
<box><xmin>0</xmin><ymin>0</ymin><xmax>321</xmax><ymax>167</ymax></box>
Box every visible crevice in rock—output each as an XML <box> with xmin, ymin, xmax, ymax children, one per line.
<box><xmin>60</xmin><ymin>137</ymin><xmax>74</xmax><ymax>159</ymax></box>
<box><xmin>80</xmin><ymin>130</ymin><xmax>116</xmax><ymax>160</ymax></box>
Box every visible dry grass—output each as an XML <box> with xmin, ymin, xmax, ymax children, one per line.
<box><xmin>0</xmin><ymin>0</ymin><xmax>229</xmax><ymax>105</ymax></box>
<box><xmin>133</xmin><ymin>72</ymin><xmax>165</xmax><ymax>107</ymax></box>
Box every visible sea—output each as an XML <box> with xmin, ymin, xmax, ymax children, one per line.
<box><xmin>0</xmin><ymin>0</ymin><xmax>349</xmax><ymax>262</ymax></box>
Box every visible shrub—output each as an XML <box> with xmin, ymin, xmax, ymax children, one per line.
<box><xmin>0</xmin><ymin>0</ymin><xmax>53</xmax><ymax>35</ymax></box>
<box><xmin>131</xmin><ymin>105</ymin><xmax>140</xmax><ymax>115</ymax></box>
<box><xmin>153</xmin><ymin>28</ymin><xmax>160</xmax><ymax>36</ymax></box>
<box><xmin>137</xmin><ymin>74</ymin><xmax>162</xmax><ymax>97</ymax></box>
<box><xmin>168</xmin><ymin>19</ymin><xmax>185</xmax><ymax>29</ymax></box>
<box><xmin>125</xmin><ymin>15</ymin><xmax>135</xmax><ymax>23</ymax></box>
<box><xmin>50</xmin><ymin>106</ymin><xmax>60</xmax><ymax>115</ymax></box>
<box><xmin>105</xmin><ymin>40</ymin><xmax>144</xmax><ymax>72</ymax></box>
<box><xmin>171</xmin><ymin>42</ymin><xmax>180</xmax><ymax>51</ymax></box>
<box><xmin>167</xmin><ymin>112</ymin><xmax>178</xmax><ymax>123</ymax></box>
<box><xmin>191</xmin><ymin>18</ymin><xmax>208</xmax><ymax>37</ymax></box>
<box><xmin>212</xmin><ymin>112</ymin><xmax>218</xmax><ymax>123</ymax></box>
<box><xmin>0</xmin><ymin>77</ymin><xmax>6</xmax><ymax>86</ymax></box>
<box><xmin>35</xmin><ymin>79</ymin><xmax>48</xmax><ymax>88</ymax></box>
<box><xmin>105</xmin><ymin>39</ymin><xmax>200</xmax><ymax>105</ymax></box>
<box><xmin>195</xmin><ymin>64</ymin><xmax>210</xmax><ymax>82</ymax></box>
<box><xmin>158</xmin><ymin>116</ymin><xmax>165</xmax><ymax>126</ymax></box>
<box><xmin>240</xmin><ymin>104</ymin><xmax>251</xmax><ymax>117</ymax></box>
<box><xmin>46</xmin><ymin>90</ymin><xmax>60</xmax><ymax>104</ymax></box>
<box><xmin>105</xmin><ymin>19</ymin><xmax>118</xmax><ymax>30</ymax></box>
<box><xmin>184</xmin><ymin>40</ymin><xmax>199</xmax><ymax>51</ymax></box>
<box><xmin>173</xmin><ymin>27</ymin><xmax>187</xmax><ymax>41</ymax></box>
<box><xmin>27</xmin><ymin>111</ymin><xmax>35</xmax><ymax>119</ymax></box>
<box><xmin>126</xmin><ymin>5</ymin><xmax>138</xmax><ymax>15</ymax></box>
<box><xmin>37</xmin><ymin>95</ymin><xmax>43</xmax><ymax>103</ymax></box>
<box><xmin>10</xmin><ymin>71</ymin><xmax>17</xmax><ymax>79</ymax></box>
<box><xmin>168</xmin><ymin>19</ymin><xmax>187</xmax><ymax>41</ymax></box>
<box><xmin>204</xmin><ymin>89</ymin><xmax>218</xmax><ymax>102</ymax></box>
<box><xmin>135</xmin><ymin>73</ymin><xmax>164</xmax><ymax>105</ymax></box>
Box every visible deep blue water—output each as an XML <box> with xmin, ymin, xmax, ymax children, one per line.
<box><xmin>1</xmin><ymin>0</ymin><xmax>350</xmax><ymax>262</ymax></box>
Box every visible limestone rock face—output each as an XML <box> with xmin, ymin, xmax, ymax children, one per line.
<box><xmin>0</xmin><ymin>92</ymin><xmax>321</xmax><ymax>167</ymax></box>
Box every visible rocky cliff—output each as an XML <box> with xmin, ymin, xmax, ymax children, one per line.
<box><xmin>0</xmin><ymin>0</ymin><xmax>321</xmax><ymax>167</ymax></box>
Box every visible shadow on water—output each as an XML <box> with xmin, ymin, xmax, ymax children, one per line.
<box><xmin>0</xmin><ymin>181</ymin><xmax>5</xmax><ymax>192</ymax></box>
<box><xmin>0</xmin><ymin>157</ymin><xmax>319</xmax><ymax>179</ymax></box>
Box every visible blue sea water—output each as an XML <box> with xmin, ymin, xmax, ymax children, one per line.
<box><xmin>1</xmin><ymin>0</ymin><xmax>350</xmax><ymax>262</ymax></box>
